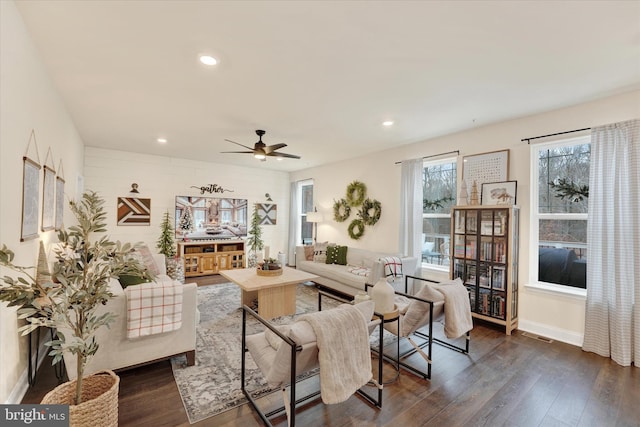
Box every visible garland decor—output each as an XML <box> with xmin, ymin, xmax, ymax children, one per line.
<box><xmin>359</xmin><ymin>198</ymin><xmax>381</xmax><ymax>226</ymax></box>
<box><xmin>345</xmin><ymin>181</ymin><xmax>367</xmax><ymax>207</ymax></box>
<box><xmin>347</xmin><ymin>219</ymin><xmax>365</xmax><ymax>240</ymax></box>
<box><xmin>333</xmin><ymin>199</ymin><xmax>351</xmax><ymax>222</ymax></box>
<box><xmin>549</xmin><ymin>178</ymin><xmax>589</xmax><ymax>202</ymax></box>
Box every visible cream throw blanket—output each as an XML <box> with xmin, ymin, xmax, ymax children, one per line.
<box><xmin>298</xmin><ymin>305</ymin><xmax>372</xmax><ymax>404</ymax></box>
<box><xmin>432</xmin><ymin>278</ymin><xmax>473</xmax><ymax>339</ymax></box>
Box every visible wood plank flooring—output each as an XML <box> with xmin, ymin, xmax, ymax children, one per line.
<box><xmin>21</xmin><ymin>278</ymin><xmax>639</xmax><ymax>426</ymax></box>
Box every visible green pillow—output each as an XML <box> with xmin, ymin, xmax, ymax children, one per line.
<box><xmin>326</xmin><ymin>245</ymin><xmax>348</xmax><ymax>265</ymax></box>
<box><xmin>118</xmin><ymin>274</ymin><xmax>148</xmax><ymax>288</ymax></box>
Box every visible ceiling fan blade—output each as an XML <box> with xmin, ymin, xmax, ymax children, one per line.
<box><xmin>264</xmin><ymin>143</ymin><xmax>287</xmax><ymax>154</ymax></box>
<box><xmin>269</xmin><ymin>151</ymin><xmax>301</xmax><ymax>159</ymax></box>
<box><xmin>220</xmin><ymin>150</ymin><xmax>255</xmax><ymax>154</ymax></box>
<box><xmin>224</xmin><ymin>139</ymin><xmax>255</xmax><ymax>151</ymax></box>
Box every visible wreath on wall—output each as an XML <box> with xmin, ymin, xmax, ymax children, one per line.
<box><xmin>348</xmin><ymin>219</ymin><xmax>366</xmax><ymax>240</ymax></box>
<box><xmin>359</xmin><ymin>198</ymin><xmax>382</xmax><ymax>226</ymax></box>
<box><xmin>345</xmin><ymin>181</ymin><xmax>367</xmax><ymax>207</ymax></box>
<box><xmin>334</xmin><ymin>181</ymin><xmax>382</xmax><ymax>240</ymax></box>
<box><xmin>333</xmin><ymin>199</ymin><xmax>351</xmax><ymax>222</ymax></box>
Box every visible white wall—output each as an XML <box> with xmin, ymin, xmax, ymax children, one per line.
<box><xmin>83</xmin><ymin>147</ymin><xmax>291</xmax><ymax>260</ymax></box>
<box><xmin>0</xmin><ymin>1</ymin><xmax>85</xmax><ymax>403</ymax></box>
<box><xmin>291</xmin><ymin>89</ymin><xmax>640</xmax><ymax>346</ymax></box>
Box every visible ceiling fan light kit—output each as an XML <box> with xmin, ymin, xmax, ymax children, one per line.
<box><xmin>221</xmin><ymin>129</ymin><xmax>301</xmax><ymax>161</ymax></box>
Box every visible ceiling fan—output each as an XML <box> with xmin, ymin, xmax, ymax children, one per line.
<box><xmin>222</xmin><ymin>130</ymin><xmax>301</xmax><ymax>161</ymax></box>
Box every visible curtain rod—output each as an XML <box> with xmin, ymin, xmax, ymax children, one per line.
<box><xmin>521</xmin><ymin>127</ymin><xmax>591</xmax><ymax>144</ymax></box>
<box><xmin>394</xmin><ymin>150</ymin><xmax>459</xmax><ymax>165</ymax></box>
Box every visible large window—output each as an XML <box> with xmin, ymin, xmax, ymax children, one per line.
<box><xmin>297</xmin><ymin>180</ymin><xmax>314</xmax><ymax>245</ymax></box>
<box><xmin>422</xmin><ymin>158</ymin><xmax>457</xmax><ymax>268</ymax></box>
<box><xmin>531</xmin><ymin>136</ymin><xmax>590</xmax><ymax>291</ymax></box>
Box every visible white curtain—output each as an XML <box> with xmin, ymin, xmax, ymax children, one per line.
<box><xmin>399</xmin><ymin>158</ymin><xmax>423</xmax><ymax>274</ymax></box>
<box><xmin>582</xmin><ymin>119</ymin><xmax>640</xmax><ymax>367</ymax></box>
<box><xmin>287</xmin><ymin>181</ymin><xmax>298</xmax><ymax>266</ymax></box>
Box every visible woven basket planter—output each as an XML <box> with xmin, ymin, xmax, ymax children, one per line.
<box><xmin>41</xmin><ymin>370</ymin><xmax>119</xmax><ymax>427</ymax></box>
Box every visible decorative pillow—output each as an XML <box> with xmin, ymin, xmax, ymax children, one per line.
<box><xmin>401</xmin><ymin>283</ymin><xmax>445</xmax><ymax>336</ymax></box>
<box><xmin>264</xmin><ymin>324</ymin><xmax>291</xmax><ymax>351</ymax></box>
<box><xmin>303</xmin><ymin>245</ymin><xmax>315</xmax><ymax>261</ymax></box>
<box><xmin>313</xmin><ymin>241</ymin><xmax>329</xmax><ymax>263</ymax></box>
<box><xmin>136</xmin><ymin>245</ymin><xmax>161</xmax><ymax>275</ymax></box>
<box><xmin>118</xmin><ymin>274</ymin><xmax>148</xmax><ymax>288</ymax></box>
<box><xmin>326</xmin><ymin>245</ymin><xmax>348</xmax><ymax>265</ymax></box>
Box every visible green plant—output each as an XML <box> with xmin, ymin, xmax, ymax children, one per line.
<box><xmin>0</xmin><ymin>191</ymin><xmax>150</xmax><ymax>405</ymax></box>
<box><xmin>157</xmin><ymin>210</ymin><xmax>177</xmax><ymax>258</ymax></box>
<box><xmin>246</xmin><ymin>204</ymin><xmax>264</xmax><ymax>253</ymax></box>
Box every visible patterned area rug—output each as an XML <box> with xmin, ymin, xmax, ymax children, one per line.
<box><xmin>171</xmin><ymin>282</ymin><xmax>340</xmax><ymax>424</ymax></box>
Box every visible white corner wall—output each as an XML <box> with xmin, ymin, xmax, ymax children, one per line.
<box><xmin>1</xmin><ymin>0</ymin><xmax>85</xmax><ymax>403</ymax></box>
<box><xmin>291</xmin><ymin>89</ymin><xmax>640</xmax><ymax>346</ymax></box>
<box><xmin>83</xmin><ymin>147</ymin><xmax>291</xmax><ymax>259</ymax></box>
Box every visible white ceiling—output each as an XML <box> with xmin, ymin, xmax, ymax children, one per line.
<box><xmin>14</xmin><ymin>0</ymin><xmax>640</xmax><ymax>172</ymax></box>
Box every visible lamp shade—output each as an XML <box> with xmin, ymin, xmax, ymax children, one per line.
<box><xmin>306</xmin><ymin>211</ymin><xmax>323</xmax><ymax>223</ymax></box>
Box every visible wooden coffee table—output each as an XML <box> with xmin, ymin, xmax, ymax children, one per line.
<box><xmin>219</xmin><ymin>267</ymin><xmax>318</xmax><ymax>319</ymax></box>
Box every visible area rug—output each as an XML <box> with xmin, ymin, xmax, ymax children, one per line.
<box><xmin>171</xmin><ymin>282</ymin><xmax>341</xmax><ymax>424</ymax></box>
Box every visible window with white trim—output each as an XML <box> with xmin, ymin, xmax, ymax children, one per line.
<box><xmin>297</xmin><ymin>180</ymin><xmax>314</xmax><ymax>245</ymax></box>
<box><xmin>422</xmin><ymin>158</ymin><xmax>457</xmax><ymax>268</ymax></box>
<box><xmin>530</xmin><ymin>136</ymin><xmax>590</xmax><ymax>290</ymax></box>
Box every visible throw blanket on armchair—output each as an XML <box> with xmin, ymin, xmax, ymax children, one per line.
<box><xmin>298</xmin><ymin>304</ymin><xmax>372</xmax><ymax>404</ymax></box>
<box><xmin>379</xmin><ymin>256</ymin><xmax>403</xmax><ymax>279</ymax></box>
<box><xmin>125</xmin><ymin>279</ymin><xmax>183</xmax><ymax>338</ymax></box>
<box><xmin>432</xmin><ymin>278</ymin><xmax>473</xmax><ymax>339</ymax></box>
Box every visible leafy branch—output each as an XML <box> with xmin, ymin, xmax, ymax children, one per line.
<box><xmin>549</xmin><ymin>178</ymin><xmax>589</xmax><ymax>202</ymax></box>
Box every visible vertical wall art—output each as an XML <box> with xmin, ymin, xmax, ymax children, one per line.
<box><xmin>462</xmin><ymin>149</ymin><xmax>509</xmax><ymax>191</ymax></box>
<box><xmin>21</xmin><ymin>130</ymin><xmax>41</xmax><ymax>241</ymax></box>
<box><xmin>55</xmin><ymin>160</ymin><xmax>65</xmax><ymax>230</ymax></box>
<box><xmin>41</xmin><ymin>148</ymin><xmax>56</xmax><ymax>231</ymax></box>
<box><xmin>256</xmin><ymin>203</ymin><xmax>277</xmax><ymax>225</ymax></box>
<box><xmin>117</xmin><ymin>197</ymin><xmax>151</xmax><ymax>226</ymax></box>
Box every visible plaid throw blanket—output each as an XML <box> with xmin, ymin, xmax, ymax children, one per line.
<box><xmin>379</xmin><ymin>256</ymin><xmax>403</xmax><ymax>279</ymax></box>
<box><xmin>125</xmin><ymin>280</ymin><xmax>183</xmax><ymax>338</ymax></box>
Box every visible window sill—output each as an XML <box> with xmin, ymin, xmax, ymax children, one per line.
<box><xmin>525</xmin><ymin>281</ymin><xmax>586</xmax><ymax>300</ymax></box>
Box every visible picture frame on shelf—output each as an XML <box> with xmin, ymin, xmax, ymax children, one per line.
<box><xmin>481</xmin><ymin>180</ymin><xmax>517</xmax><ymax>206</ymax></box>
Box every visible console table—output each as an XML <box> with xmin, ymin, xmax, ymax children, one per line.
<box><xmin>178</xmin><ymin>240</ymin><xmax>245</xmax><ymax>277</ymax></box>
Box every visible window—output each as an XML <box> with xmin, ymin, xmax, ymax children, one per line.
<box><xmin>297</xmin><ymin>180</ymin><xmax>314</xmax><ymax>245</ymax></box>
<box><xmin>422</xmin><ymin>158</ymin><xmax>457</xmax><ymax>268</ymax></box>
<box><xmin>531</xmin><ymin>136</ymin><xmax>590</xmax><ymax>291</ymax></box>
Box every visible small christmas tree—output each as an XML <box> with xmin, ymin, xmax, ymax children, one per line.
<box><xmin>157</xmin><ymin>211</ymin><xmax>177</xmax><ymax>258</ymax></box>
<box><xmin>246</xmin><ymin>204</ymin><xmax>264</xmax><ymax>267</ymax></box>
<box><xmin>178</xmin><ymin>207</ymin><xmax>194</xmax><ymax>235</ymax></box>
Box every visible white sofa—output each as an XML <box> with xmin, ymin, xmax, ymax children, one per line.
<box><xmin>295</xmin><ymin>245</ymin><xmax>418</xmax><ymax>297</ymax></box>
<box><xmin>63</xmin><ymin>254</ymin><xmax>198</xmax><ymax>379</ymax></box>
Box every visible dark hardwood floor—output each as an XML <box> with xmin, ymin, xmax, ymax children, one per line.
<box><xmin>21</xmin><ymin>278</ymin><xmax>639</xmax><ymax>426</ymax></box>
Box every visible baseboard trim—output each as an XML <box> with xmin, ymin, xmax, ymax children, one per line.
<box><xmin>4</xmin><ymin>337</ymin><xmax>49</xmax><ymax>404</ymax></box>
<box><xmin>518</xmin><ymin>319</ymin><xmax>584</xmax><ymax>347</ymax></box>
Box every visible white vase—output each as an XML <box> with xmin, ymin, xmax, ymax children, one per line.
<box><xmin>371</xmin><ymin>278</ymin><xmax>395</xmax><ymax>313</ymax></box>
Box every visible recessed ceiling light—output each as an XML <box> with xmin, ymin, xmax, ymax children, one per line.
<box><xmin>199</xmin><ymin>55</ymin><xmax>218</xmax><ymax>66</ymax></box>
<box><xmin>382</xmin><ymin>121</ymin><xmax>394</xmax><ymax>127</ymax></box>
<box><xmin>157</xmin><ymin>138</ymin><xmax>167</xmax><ymax>144</ymax></box>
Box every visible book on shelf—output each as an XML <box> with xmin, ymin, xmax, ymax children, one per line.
<box><xmin>492</xmin><ymin>266</ymin><xmax>506</xmax><ymax>290</ymax></box>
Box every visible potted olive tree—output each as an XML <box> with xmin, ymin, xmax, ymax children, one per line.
<box><xmin>0</xmin><ymin>191</ymin><xmax>150</xmax><ymax>425</ymax></box>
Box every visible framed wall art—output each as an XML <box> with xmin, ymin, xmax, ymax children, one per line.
<box><xmin>481</xmin><ymin>180</ymin><xmax>517</xmax><ymax>206</ymax></box>
<box><xmin>117</xmin><ymin>197</ymin><xmax>151</xmax><ymax>226</ymax></box>
<box><xmin>55</xmin><ymin>175</ymin><xmax>65</xmax><ymax>230</ymax></box>
<box><xmin>41</xmin><ymin>165</ymin><xmax>56</xmax><ymax>231</ymax></box>
<box><xmin>21</xmin><ymin>157</ymin><xmax>41</xmax><ymax>241</ymax></box>
<box><xmin>463</xmin><ymin>150</ymin><xmax>509</xmax><ymax>190</ymax></box>
<box><xmin>256</xmin><ymin>203</ymin><xmax>277</xmax><ymax>225</ymax></box>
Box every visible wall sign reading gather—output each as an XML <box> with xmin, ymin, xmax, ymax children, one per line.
<box><xmin>191</xmin><ymin>184</ymin><xmax>234</xmax><ymax>195</ymax></box>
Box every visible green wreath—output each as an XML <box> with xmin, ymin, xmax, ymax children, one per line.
<box><xmin>360</xmin><ymin>198</ymin><xmax>382</xmax><ymax>226</ymax></box>
<box><xmin>333</xmin><ymin>199</ymin><xmax>351</xmax><ymax>222</ymax></box>
<box><xmin>346</xmin><ymin>181</ymin><xmax>367</xmax><ymax>207</ymax></box>
<box><xmin>348</xmin><ymin>219</ymin><xmax>366</xmax><ymax>240</ymax></box>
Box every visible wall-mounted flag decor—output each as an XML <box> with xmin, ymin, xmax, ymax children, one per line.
<box><xmin>117</xmin><ymin>197</ymin><xmax>151</xmax><ymax>226</ymax></box>
<box><xmin>256</xmin><ymin>203</ymin><xmax>277</xmax><ymax>225</ymax></box>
